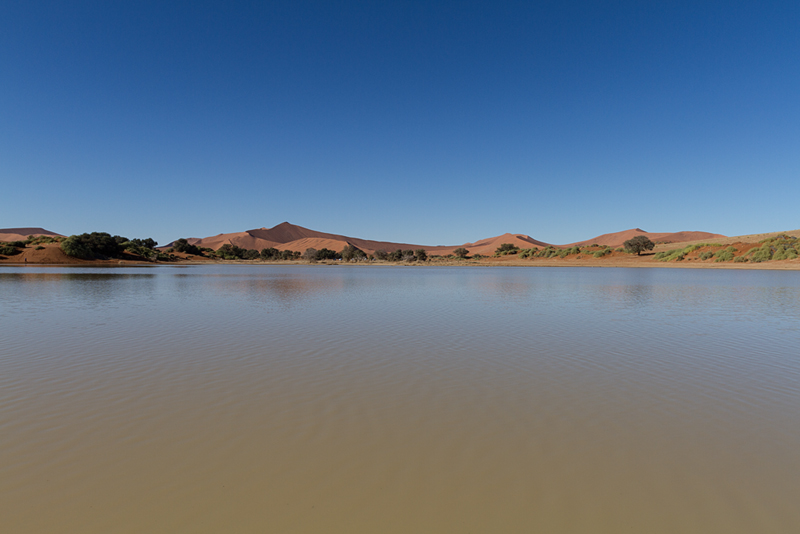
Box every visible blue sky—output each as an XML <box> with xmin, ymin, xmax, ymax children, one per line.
<box><xmin>2</xmin><ymin>1</ymin><xmax>798</xmax><ymax>246</ymax></box>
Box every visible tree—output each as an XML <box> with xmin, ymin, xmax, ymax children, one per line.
<box><xmin>60</xmin><ymin>232</ymin><xmax>125</xmax><ymax>259</ymax></box>
<box><xmin>414</xmin><ymin>249</ymin><xmax>428</xmax><ymax>262</ymax></box>
<box><xmin>341</xmin><ymin>244</ymin><xmax>366</xmax><ymax>262</ymax></box>
<box><xmin>303</xmin><ymin>248</ymin><xmax>318</xmax><ymax>262</ymax></box>
<box><xmin>260</xmin><ymin>247</ymin><xmax>279</xmax><ymax>260</ymax></box>
<box><xmin>453</xmin><ymin>247</ymin><xmax>469</xmax><ymax>258</ymax></box>
<box><xmin>172</xmin><ymin>238</ymin><xmax>202</xmax><ymax>255</ymax></box>
<box><xmin>317</xmin><ymin>248</ymin><xmax>340</xmax><ymax>260</ymax></box>
<box><xmin>623</xmin><ymin>235</ymin><xmax>655</xmax><ymax>256</ymax></box>
<box><xmin>374</xmin><ymin>249</ymin><xmax>388</xmax><ymax>261</ymax></box>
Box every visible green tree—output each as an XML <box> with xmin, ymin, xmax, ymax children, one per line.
<box><xmin>341</xmin><ymin>245</ymin><xmax>366</xmax><ymax>262</ymax></box>
<box><xmin>414</xmin><ymin>249</ymin><xmax>428</xmax><ymax>262</ymax></box>
<box><xmin>623</xmin><ymin>235</ymin><xmax>655</xmax><ymax>256</ymax></box>
<box><xmin>172</xmin><ymin>238</ymin><xmax>202</xmax><ymax>255</ymax></box>
<box><xmin>260</xmin><ymin>247</ymin><xmax>280</xmax><ymax>260</ymax></box>
<box><xmin>60</xmin><ymin>232</ymin><xmax>125</xmax><ymax>259</ymax></box>
<box><xmin>453</xmin><ymin>247</ymin><xmax>469</xmax><ymax>258</ymax></box>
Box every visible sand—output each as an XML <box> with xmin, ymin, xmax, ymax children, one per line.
<box><xmin>566</xmin><ymin>228</ymin><xmax>726</xmax><ymax>248</ymax></box>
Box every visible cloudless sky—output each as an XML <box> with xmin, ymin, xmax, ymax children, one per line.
<box><xmin>2</xmin><ymin>1</ymin><xmax>798</xmax><ymax>245</ymax></box>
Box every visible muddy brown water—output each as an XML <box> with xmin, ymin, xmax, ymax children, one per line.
<box><xmin>1</xmin><ymin>265</ymin><xmax>798</xmax><ymax>533</ymax></box>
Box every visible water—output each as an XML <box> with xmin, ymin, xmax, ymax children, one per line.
<box><xmin>1</xmin><ymin>265</ymin><xmax>798</xmax><ymax>533</ymax></box>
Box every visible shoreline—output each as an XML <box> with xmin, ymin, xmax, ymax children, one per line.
<box><xmin>2</xmin><ymin>258</ymin><xmax>799</xmax><ymax>270</ymax></box>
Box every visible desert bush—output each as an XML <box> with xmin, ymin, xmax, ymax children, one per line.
<box><xmin>749</xmin><ymin>244</ymin><xmax>773</xmax><ymax>263</ymax></box>
<box><xmin>592</xmin><ymin>249</ymin><xmax>611</xmax><ymax>258</ymax></box>
<box><xmin>699</xmin><ymin>251</ymin><xmax>715</xmax><ymax>261</ymax></box>
<box><xmin>519</xmin><ymin>248</ymin><xmax>538</xmax><ymax>258</ymax></box>
<box><xmin>655</xmin><ymin>248</ymin><xmax>684</xmax><ymax>262</ymax></box>
<box><xmin>374</xmin><ymin>249</ymin><xmax>389</xmax><ymax>261</ymax></box>
<box><xmin>453</xmin><ymin>247</ymin><xmax>469</xmax><ymax>259</ymax></box>
<box><xmin>0</xmin><ymin>245</ymin><xmax>21</xmax><ymax>255</ymax></box>
<box><xmin>25</xmin><ymin>235</ymin><xmax>61</xmax><ymax>245</ymax></box>
<box><xmin>733</xmin><ymin>256</ymin><xmax>749</xmax><ymax>263</ymax></box>
<box><xmin>414</xmin><ymin>249</ymin><xmax>428</xmax><ymax>262</ymax></box>
<box><xmin>714</xmin><ymin>247</ymin><xmax>736</xmax><ymax>262</ymax></box>
<box><xmin>495</xmin><ymin>243</ymin><xmax>520</xmax><ymax>256</ymax></box>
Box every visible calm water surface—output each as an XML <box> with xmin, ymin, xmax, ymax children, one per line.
<box><xmin>1</xmin><ymin>265</ymin><xmax>799</xmax><ymax>533</ymax></box>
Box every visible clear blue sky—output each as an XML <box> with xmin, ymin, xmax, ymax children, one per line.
<box><xmin>2</xmin><ymin>1</ymin><xmax>798</xmax><ymax>246</ymax></box>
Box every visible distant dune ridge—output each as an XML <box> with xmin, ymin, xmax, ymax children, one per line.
<box><xmin>3</xmin><ymin>223</ymin><xmax>728</xmax><ymax>256</ymax></box>
<box><xmin>0</xmin><ymin>227</ymin><xmax>62</xmax><ymax>242</ymax></box>
<box><xmin>179</xmin><ymin>222</ymin><xmax>726</xmax><ymax>255</ymax></box>
<box><xmin>181</xmin><ymin>223</ymin><xmax>549</xmax><ymax>255</ymax></box>
<box><xmin>566</xmin><ymin>228</ymin><xmax>726</xmax><ymax>248</ymax></box>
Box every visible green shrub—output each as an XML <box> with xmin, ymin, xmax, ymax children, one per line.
<box><xmin>655</xmin><ymin>248</ymin><xmax>686</xmax><ymax>262</ymax></box>
<box><xmin>35</xmin><ymin>246</ymin><xmax>45</xmax><ymax>250</ymax></box>
<box><xmin>495</xmin><ymin>243</ymin><xmax>520</xmax><ymax>256</ymax></box>
<box><xmin>592</xmin><ymin>248</ymin><xmax>611</xmax><ymax>258</ymax></box>
<box><xmin>0</xmin><ymin>245</ymin><xmax>20</xmax><ymax>255</ymax></box>
<box><xmin>733</xmin><ymin>256</ymin><xmax>749</xmax><ymax>263</ymax></box>
<box><xmin>714</xmin><ymin>247</ymin><xmax>736</xmax><ymax>262</ymax></box>
<box><xmin>749</xmin><ymin>244</ymin><xmax>773</xmax><ymax>263</ymax></box>
<box><xmin>699</xmin><ymin>251</ymin><xmax>715</xmax><ymax>261</ymax></box>
<box><xmin>536</xmin><ymin>246</ymin><xmax>560</xmax><ymax>258</ymax></box>
<box><xmin>25</xmin><ymin>235</ymin><xmax>61</xmax><ymax>245</ymax></box>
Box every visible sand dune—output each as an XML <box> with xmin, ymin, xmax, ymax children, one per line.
<box><xmin>180</xmin><ymin>223</ymin><xmax>555</xmax><ymax>257</ymax></box>
<box><xmin>179</xmin><ymin>222</ymin><xmax>730</xmax><ymax>257</ymax></box>
<box><xmin>567</xmin><ymin>228</ymin><xmax>726</xmax><ymax>248</ymax></box>
<box><xmin>183</xmin><ymin>222</ymin><xmax>437</xmax><ymax>255</ymax></box>
<box><xmin>0</xmin><ymin>227</ymin><xmax>62</xmax><ymax>242</ymax></box>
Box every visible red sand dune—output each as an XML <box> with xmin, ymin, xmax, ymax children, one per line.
<box><xmin>174</xmin><ymin>222</ymin><xmax>724</xmax><ymax>257</ymax></box>
<box><xmin>567</xmin><ymin>228</ymin><xmax>726</xmax><ymax>248</ymax></box>
<box><xmin>454</xmin><ymin>233</ymin><xmax>552</xmax><ymax>256</ymax></box>
<box><xmin>182</xmin><ymin>222</ymin><xmax>439</xmax><ymax>255</ymax></box>
<box><xmin>179</xmin><ymin>222</ymin><xmax>553</xmax><ymax>256</ymax></box>
<box><xmin>0</xmin><ymin>227</ymin><xmax>63</xmax><ymax>242</ymax></box>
